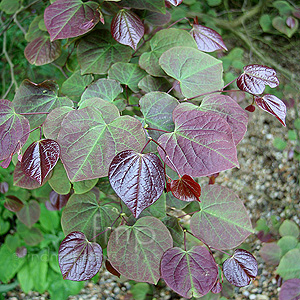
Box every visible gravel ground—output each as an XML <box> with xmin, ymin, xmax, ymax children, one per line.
<box><xmin>5</xmin><ymin>100</ymin><xmax>299</xmax><ymax>300</ymax></box>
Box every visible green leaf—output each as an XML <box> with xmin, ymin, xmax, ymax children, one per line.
<box><xmin>25</xmin><ymin>15</ymin><xmax>45</xmax><ymax>42</ymax></box>
<box><xmin>141</xmin><ymin>191</ymin><xmax>166</xmax><ymax>219</ymax></box>
<box><xmin>272</xmin><ymin>16</ymin><xmax>298</xmax><ymax>38</ymax></box>
<box><xmin>259</xmin><ymin>14</ymin><xmax>273</xmax><ymax>32</ymax></box>
<box><xmin>273</xmin><ymin>0</ymin><xmax>294</xmax><ymax>16</ymax></box>
<box><xmin>39</xmin><ymin>204</ymin><xmax>59</xmax><ymax>232</ymax></box>
<box><xmin>30</xmin><ymin>252</ymin><xmax>49</xmax><ymax>293</ymax></box>
<box><xmin>131</xmin><ymin>283</ymin><xmax>150</xmax><ymax>300</ymax></box>
<box><xmin>73</xmin><ymin>178</ymin><xmax>98</xmax><ymax>194</ymax></box>
<box><xmin>77</xmin><ymin>30</ymin><xmax>133</xmax><ymax>75</ymax></box>
<box><xmin>273</xmin><ymin>137</ymin><xmax>287</xmax><ymax>150</ymax></box>
<box><xmin>5</xmin><ymin>234</ymin><xmax>21</xmax><ymax>252</ymax></box>
<box><xmin>277</xmin><ymin>248</ymin><xmax>300</xmax><ymax>279</ymax></box>
<box><xmin>162</xmin><ymin>215</ymin><xmax>184</xmax><ymax>247</ymax></box>
<box><xmin>288</xmin><ymin>130</ymin><xmax>297</xmax><ymax>141</ymax></box>
<box><xmin>61</xmin><ymin>191</ymin><xmax>120</xmax><ymax>247</ymax></box>
<box><xmin>294</xmin><ymin>118</ymin><xmax>300</xmax><ymax>130</ymax></box>
<box><xmin>119</xmin><ymin>0</ymin><xmax>166</xmax><ymax>13</ymax></box>
<box><xmin>0</xmin><ymin>0</ymin><xmax>20</xmax><ymax>14</ymax></box>
<box><xmin>58</xmin><ymin>106</ymin><xmax>146</xmax><ymax>181</ymax></box>
<box><xmin>17</xmin><ymin>222</ymin><xmax>44</xmax><ymax>246</ymax></box>
<box><xmin>48</xmin><ymin>161</ymin><xmax>71</xmax><ymax>195</ymax></box>
<box><xmin>18</xmin><ymin>259</ymin><xmax>34</xmax><ymax>293</ymax></box>
<box><xmin>207</xmin><ymin>0</ymin><xmax>222</xmax><ymax>6</ymax></box>
<box><xmin>278</xmin><ymin>236</ymin><xmax>299</xmax><ymax>256</ymax></box>
<box><xmin>61</xmin><ymin>71</ymin><xmax>93</xmax><ymax>100</ymax></box>
<box><xmin>108</xmin><ymin>63</ymin><xmax>146</xmax><ymax>92</ymax></box>
<box><xmin>159</xmin><ymin>46</ymin><xmax>223</xmax><ymax>98</ymax></box>
<box><xmin>138</xmin><ymin>75</ymin><xmax>171</xmax><ymax>93</ymax></box>
<box><xmin>0</xmin><ymin>218</ymin><xmax>10</xmax><ymax>235</ymax></box>
<box><xmin>279</xmin><ymin>220</ymin><xmax>300</xmax><ymax>238</ymax></box>
<box><xmin>139</xmin><ymin>28</ymin><xmax>198</xmax><ymax>77</ymax></box>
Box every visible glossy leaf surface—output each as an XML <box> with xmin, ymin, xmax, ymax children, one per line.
<box><xmin>0</xmin><ymin>100</ymin><xmax>30</xmax><ymax>165</ymax></box>
<box><xmin>237</xmin><ymin>64</ymin><xmax>279</xmax><ymax>95</ymax></box>
<box><xmin>170</xmin><ymin>175</ymin><xmax>201</xmax><ymax>202</ymax></box>
<box><xmin>159</xmin><ymin>46</ymin><xmax>223</xmax><ymax>98</ymax></box>
<box><xmin>21</xmin><ymin>139</ymin><xmax>60</xmax><ymax>184</ymax></box>
<box><xmin>180</xmin><ymin>95</ymin><xmax>248</xmax><ymax>145</ymax></box>
<box><xmin>255</xmin><ymin>94</ymin><xmax>286</xmax><ymax>126</ymax></box>
<box><xmin>108</xmin><ymin>63</ymin><xmax>146</xmax><ymax>92</ymax></box>
<box><xmin>59</xmin><ymin>231</ymin><xmax>102</xmax><ymax>281</ymax></box>
<box><xmin>119</xmin><ymin>0</ymin><xmax>166</xmax><ymax>13</ymax></box>
<box><xmin>109</xmin><ymin>150</ymin><xmax>165</xmax><ymax>218</ymax></box>
<box><xmin>223</xmin><ymin>249</ymin><xmax>258</xmax><ymax>287</ymax></box>
<box><xmin>45</xmin><ymin>191</ymin><xmax>69</xmax><ymax>211</ymax></box>
<box><xmin>190</xmin><ymin>185</ymin><xmax>253</xmax><ymax>249</ymax></box>
<box><xmin>13</xmin><ymin>80</ymin><xmax>73</xmax><ymax>128</ymax></box>
<box><xmin>157</xmin><ymin>105</ymin><xmax>239</xmax><ymax>177</ymax></box>
<box><xmin>58</xmin><ymin>106</ymin><xmax>146</xmax><ymax>181</ymax></box>
<box><xmin>276</xmin><ymin>248</ymin><xmax>300</xmax><ymax>279</ymax></box>
<box><xmin>190</xmin><ymin>24</ymin><xmax>227</xmax><ymax>52</ymax></box>
<box><xmin>61</xmin><ymin>191</ymin><xmax>119</xmax><ymax>247</ymax></box>
<box><xmin>77</xmin><ymin>30</ymin><xmax>132</xmax><ymax>75</ymax></box>
<box><xmin>16</xmin><ymin>200</ymin><xmax>40</xmax><ymax>227</ymax></box>
<box><xmin>165</xmin><ymin>0</ymin><xmax>183</xmax><ymax>6</ymax></box>
<box><xmin>111</xmin><ymin>10</ymin><xmax>144</xmax><ymax>50</ymax></box>
<box><xmin>161</xmin><ymin>246</ymin><xmax>218</xmax><ymax>298</ymax></box>
<box><xmin>279</xmin><ymin>278</ymin><xmax>300</xmax><ymax>300</ymax></box>
<box><xmin>139</xmin><ymin>28</ymin><xmax>198</xmax><ymax>77</ymax></box>
<box><xmin>107</xmin><ymin>217</ymin><xmax>172</xmax><ymax>284</ymax></box>
<box><xmin>4</xmin><ymin>196</ymin><xmax>24</xmax><ymax>212</ymax></box>
<box><xmin>44</xmin><ymin>0</ymin><xmax>100</xmax><ymax>41</ymax></box>
<box><xmin>24</xmin><ymin>36</ymin><xmax>61</xmax><ymax>66</ymax></box>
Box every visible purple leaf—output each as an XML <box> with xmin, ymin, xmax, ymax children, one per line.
<box><xmin>107</xmin><ymin>216</ymin><xmax>173</xmax><ymax>284</ymax></box>
<box><xmin>160</xmin><ymin>246</ymin><xmax>218</xmax><ymax>298</ymax></box>
<box><xmin>223</xmin><ymin>249</ymin><xmax>258</xmax><ymax>287</ymax></box>
<box><xmin>119</xmin><ymin>0</ymin><xmax>166</xmax><ymax>14</ymax></box>
<box><xmin>190</xmin><ymin>185</ymin><xmax>253</xmax><ymax>250</ymax></box>
<box><xmin>211</xmin><ymin>280</ymin><xmax>222</xmax><ymax>294</ymax></box>
<box><xmin>4</xmin><ymin>195</ymin><xmax>24</xmax><ymax>212</ymax></box>
<box><xmin>0</xmin><ymin>182</ymin><xmax>9</xmax><ymax>194</ymax></box>
<box><xmin>16</xmin><ymin>200</ymin><xmax>40</xmax><ymax>228</ymax></box>
<box><xmin>16</xmin><ymin>246</ymin><xmax>27</xmax><ymax>258</ymax></box>
<box><xmin>259</xmin><ymin>242</ymin><xmax>281</xmax><ymax>265</ymax></box>
<box><xmin>108</xmin><ymin>150</ymin><xmax>165</xmax><ymax>218</ymax></box>
<box><xmin>190</xmin><ymin>24</ymin><xmax>227</xmax><ymax>52</ymax></box>
<box><xmin>255</xmin><ymin>94</ymin><xmax>286</xmax><ymax>126</ymax></box>
<box><xmin>59</xmin><ymin>231</ymin><xmax>103</xmax><ymax>281</ymax></box>
<box><xmin>44</xmin><ymin>0</ymin><xmax>100</xmax><ymax>41</ymax></box>
<box><xmin>286</xmin><ymin>16</ymin><xmax>296</xmax><ymax>28</ymax></box>
<box><xmin>165</xmin><ymin>0</ymin><xmax>183</xmax><ymax>6</ymax></box>
<box><xmin>237</xmin><ymin>64</ymin><xmax>279</xmax><ymax>95</ymax></box>
<box><xmin>279</xmin><ymin>278</ymin><xmax>300</xmax><ymax>300</ymax></box>
<box><xmin>144</xmin><ymin>11</ymin><xmax>171</xmax><ymax>26</ymax></box>
<box><xmin>170</xmin><ymin>174</ymin><xmax>201</xmax><ymax>202</ymax></box>
<box><xmin>24</xmin><ymin>36</ymin><xmax>61</xmax><ymax>66</ymax></box>
<box><xmin>111</xmin><ymin>9</ymin><xmax>144</xmax><ymax>50</ymax></box>
<box><xmin>105</xmin><ymin>260</ymin><xmax>120</xmax><ymax>278</ymax></box>
<box><xmin>245</xmin><ymin>104</ymin><xmax>256</xmax><ymax>112</ymax></box>
<box><xmin>21</xmin><ymin>139</ymin><xmax>60</xmax><ymax>185</ymax></box>
<box><xmin>45</xmin><ymin>191</ymin><xmax>69</xmax><ymax>211</ymax></box>
<box><xmin>157</xmin><ymin>104</ymin><xmax>239</xmax><ymax>177</ymax></box>
<box><xmin>0</xmin><ymin>99</ymin><xmax>30</xmax><ymax>165</ymax></box>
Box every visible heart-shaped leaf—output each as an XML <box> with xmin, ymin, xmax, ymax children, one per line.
<box><xmin>144</xmin><ymin>11</ymin><xmax>171</xmax><ymax>26</ymax></box>
<box><xmin>279</xmin><ymin>278</ymin><xmax>300</xmax><ymax>300</ymax></box>
<box><xmin>4</xmin><ymin>196</ymin><xmax>24</xmax><ymax>212</ymax></box>
<box><xmin>211</xmin><ymin>280</ymin><xmax>222</xmax><ymax>294</ymax></box>
<box><xmin>45</xmin><ymin>191</ymin><xmax>70</xmax><ymax>211</ymax></box>
<box><xmin>58</xmin><ymin>106</ymin><xmax>146</xmax><ymax>181</ymax></box>
<box><xmin>259</xmin><ymin>242</ymin><xmax>281</xmax><ymax>265</ymax></box>
<box><xmin>77</xmin><ymin>30</ymin><xmax>132</xmax><ymax>75</ymax></box>
<box><xmin>165</xmin><ymin>0</ymin><xmax>183</xmax><ymax>6</ymax></box>
<box><xmin>21</xmin><ymin>139</ymin><xmax>60</xmax><ymax>184</ymax></box>
<box><xmin>119</xmin><ymin>0</ymin><xmax>166</xmax><ymax>14</ymax></box>
<box><xmin>111</xmin><ymin>9</ymin><xmax>144</xmax><ymax>50</ymax></box>
<box><xmin>48</xmin><ymin>161</ymin><xmax>71</xmax><ymax>195</ymax></box>
<box><xmin>138</xmin><ymin>75</ymin><xmax>171</xmax><ymax>93</ymax></box>
<box><xmin>24</xmin><ymin>36</ymin><xmax>61</xmax><ymax>66</ymax></box>
<box><xmin>190</xmin><ymin>185</ymin><xmax>253</xmax><ymax>249</ymax></box>
<box><xmin>0</xmin><ymin>100</ymin><xmax>30</xmax><ymax>166</ymax></box>
<box><xmin>273</xmin><ymin>16</ymin><xmax>299</xmax><ymax>38</ymax></box>
<box><xmin>170</xmin><ymin>175</ymin><xmax>201</xmax><ymax>202</ymax></box>
<box><xmin>13</xmin><ymin>80</ymin><xmax>73</xmax><ymax>128</ymax></box>
<box><xmin>44</xmin><ymin>0</ymin><xmax>100</xmax><ymax>41</ymax></box>
<box><xmin>255</xmin><ymin>94</ymin><xmax>286</xmax><ymax>126</ymax></box>
<box><xmin>223</xmin><ymin>249</ymin><xmax>258</xmax><ymax>287</ymax></box>
<box><xmin>237</xmin><ymin>64</ymin><xmax>279</xmax><ymax>95</ymax></box>
<box><xmin>107</xmin><ymin>216</ymin><xmax>172</xmax><ymax>284</ymax></box>
<box><xmin>139</xmin><ymin>28</ymin><xmax>198</xmax><ymax>77</ymax></box>
<box><xmin>109</xmin><ymin>150</ymin><xmax>165</xmax><ymax>218</ymax></box>
<box><xmin>190</xmin><ymin>24</ymin><xmax>227</xmax><ymax>52</ymax></box>
<box><xmin>108</xmin><ymin>63</ymin><xmax>146</xmax><ymax>92</ymax></box>
<box><xmin>161</xmin><ymin>246</ymin><xmax>218</xmax><ymax>298</ymax></box>
<box><xmin>276</xmin><ymin>248</ymin><xmax>300</xmax><ymax>279</ymax></box>
<box><xmin>59</xmin><ymin>231</ymin><xmax>103</xmax><ymax>281</ymax></box>
<box><xmin>157</xmin><ymin>104</ymin><xmax>239</xmax><ymax>177</ymax></box>
<box><xmin>159</xmin><ymin>46</ymin><xmax>223</xmax><ymax>98</ymax></box>
<box><xmin>16</xmin><ymin>200</ymin><xmax>40</xmax><ymax>228</ymax></box>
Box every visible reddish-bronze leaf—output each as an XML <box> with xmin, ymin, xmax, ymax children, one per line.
<box><xmin>105</xmin><ymin>260</ymin><xmax>120</xmax><ymax>278</ymax></box>
<box><xmin>21</xmin><ymin>139</ymin><xmax>60</xmax><ymax>184</ymax></box>
<box><xmin>245</xmin><ymin>104</ymin><xmax>256</xmax><ymax>112</ymax></box>
<box><xmin>0</xmin><ymin>182</ymin><xmax>9</xmax><ymax>194</ymax></box>
<box><xmin>59</xmin><ymin>231</ymin><xmax>103</xmax><ymax>281</ymax></box>
<box><xmin>4</xmin><ymin>195</ymin><xmax>24</xmax><ymax>212</ymax></box>
<box><xmin>223</xmin><ymin>249</ymin><xmax>258</xmax><ymax>287</ymax></box>
<box><xmin>45</xmin><ymin>191</ymin><xmax>69</xmax><ymax>211</ymax></box>
<box><xmin>165</xmin><ymin>0</ymin><xmax>183</xmax><ymax>6</ymax></box>
<box><xmin>170</xmin><ymin>174</ymin><xmax>201</xmax><ymax>202</ymax></box>
<box><xmin>237</xmin><ymin>64</ymin><xmax>279</xmax><ymax>95</ymax></box>
<box><xmin>190</xmin><ymin>24</ymin><xmax>227</xmax><ymax>52</ymax></box>
<box><xmin>255</xmin><ymin>94</ymin><xmax>286</xmax><ymax>126</ymax></box>
<box><xmin>111</xmin><ymin>9</ymin><xmax>144</xmax><ymax>50</ymax></box>
<box><xmin>211</xmin><ymin>279</ymin><xmax>222</xmax><ymax>294</ymax></box>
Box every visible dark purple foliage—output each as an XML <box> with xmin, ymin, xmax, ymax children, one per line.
<box><xmin>105</xmin><ymin>260</ymin><xmax>120</xmax><ymax>278</ymax></box>
<box><xmin>21</xmin><ymin>139</ymin><xmax>60</xmax><ymax>184</ymax></box>
<box><xmin>165</xmin><ymin>0</ymin><xmax>183</xmax><ymax>6</ymax></box>
<box><xmin>223</xmin><ymin>249</ymin><xmax>258</xmax><ymax>287</ymax></box>
<box><xmin>0</xmin><ymin>182</ymin><xmax>9</xmax><ymax>194</ymax></box>
<box><xmin>111</xmin><ymin>9</ymin><xmax>144</xmax><ymax>50</ymax></box>
<box><xmin>59</xmin><ymin>231</ymin><xmax>103</xmax><ymax>281</ymax></box>
<box><xmin>16</xmin><ymin>246</ymin><xmax>27</xmax><ymax>258</ymax></box>
<box><xmin>4</xmin><ymin>195</ymin><xmax>24</xmax><ymax>212</ymax></box>
<box><xmin>286</xmin><ymin>16</ymin><xmax>296</xmax><ymax>29</ymax></box>
<box><xmin>109</xmin><ymin>150</ymin><xmax>165</xmax><ymax>217</ymax></box>
<box><xmin>45</xmin><ymin>191</ymin><xmax>69</xmax><ymax>211</ymax></box>
<box><xmin>211</xmin><ymin>280</ymin><xmax>222</xmax><ymax>294</ymax></box>
<box><xmin>237</xmin><ymin>64</ymin><xmax>279</xmax><ymax>95</ymax></box>
<box><xmin>245</xmin><ymin>104</ymin><xmax>256</xmax><ymax>112</ymax></box>
<box><xmin>279</xmin><ymin>278</ymin><xmax>300</xmax><ymax>300</ymax></box>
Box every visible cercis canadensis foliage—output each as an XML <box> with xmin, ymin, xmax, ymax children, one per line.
<box><xmin>0</xmin><ymin>0</ymin><xmax>287</xmax><ymax>298</ymax></box>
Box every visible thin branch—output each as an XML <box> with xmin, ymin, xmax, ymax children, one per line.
<box><xmin>13</xmin><ymin>14</ymin><xmax>27</xmax><ymax>35</ymax></box>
